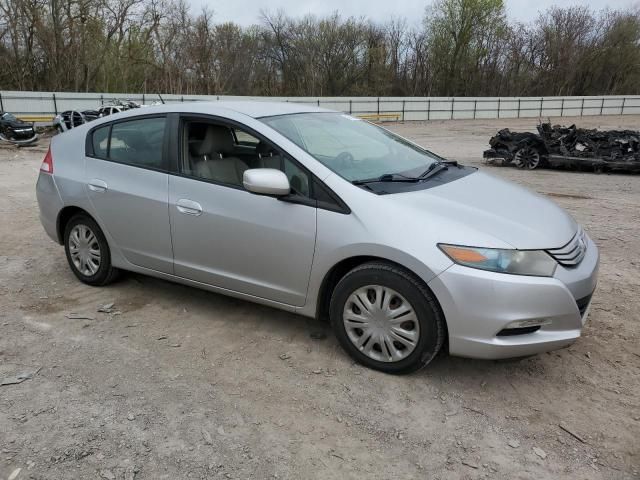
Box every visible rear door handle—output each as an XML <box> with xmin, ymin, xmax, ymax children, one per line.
<box><xmin>88</xmin><ymin>179</ymin><xmax>108</xmax><ymax>192</ymax></box>
<box><xmin>176</xmin><ymin>199</ymin><xmax>203</xmax><ymax>216</ymax></box>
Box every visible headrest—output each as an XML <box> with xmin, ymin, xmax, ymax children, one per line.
<box><xmin>256</xmin><ymin>141</ymin><xmax>277</xmax><ymax>157</ymax></box>
<box><xmin>192</xmin><ymin>125</ymin><xmax>235</xmax><ymax>156</ymax></box>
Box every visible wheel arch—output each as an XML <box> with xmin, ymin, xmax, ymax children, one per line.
<box><xmin>315</xmin><ymin>255</ymin><xmax>449</xmax><ymax>339</ymax></box>
<box><xmin>56</xmin><ymin>206</ymin><xmax>93</xmax><ymax>244</ymax></box>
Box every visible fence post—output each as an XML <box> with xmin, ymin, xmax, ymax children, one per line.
<box><xmin>100</xmin><ymin>94</ymin><xmax>104</xmax><ymax>106</ymax></box>
<box><xmin>473</xmin><ymin>99</ymin><xmax>477</xmax><ymax>119</ymax></box>
<box><xmin>377</xmin><ymin>97</ymin><xmax>380</xmax><ymax>115</ymax></box>
<box><xmin>560</xmin><ymin>98</ymin><xmax>565</xmax><ymax>117</ymax></box>
<box><xmin>517</xmin><ymin>99</ymin><xmax>521</xmax><ymax>118</ymax></box>
<box><xmin>497</xmin><ymin>98</ymin><xmax>501</xmax><ymax>119</ymax></box>
<box><xmin>427</xmin><ymin>99</ymin><xmax>430</xmax><ymax>121</ymax></box>
<box><xmin>0</xmin><ymin>92</ymin><xmax>3</xmax><ymax>111</ymax></box>
<box><xmin>402</xmin><ymin>100</ymin><xmax>405</xmax><ymax>122</ymax></box>
<box><xmin>142</xmin><ymin>93</ymin><xmax>145</xmax><ymax>104</ymax></box>
<box><xmin>349</xmin><ymin>99</ymin><xmax>352</xmax><ymax>114</ymax></box>
<box><xmin>52</xmin><ymin>93</ymin><xmax>58</xmax><ymax>115</ymax></box>
<box><xmin>621</xmin><ymin>97</ymin><xmax>626</xmax><ymax>115</ymax></box>
<box><xmin>450</xmin><ymin>98</ymin><xmax>455</xmax><ymax>119</ymax></box>
<box><xmin>181</xmin><ymin>95</ymin><xmax>184</xmax><ymax>102</ymax></box>
<box><xmin>600</xmin><ymin>98</ymin><xmax>605</xmax><ymax>115</ymax></box>
<box><xmin>580</xmin><ymin>98</ymin><xmax>585</xmax><ymax>116</ymax></box>
<box><xmin>317</xmin><ymin>99</ymin><xmax>320</xmax><ymax>107</ymax></box>
<box><xmin>539</xmin><ymin>97</ymin><xmax>543</xmax><ymax>117</ymax></box>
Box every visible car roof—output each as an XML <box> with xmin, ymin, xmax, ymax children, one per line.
<box><xmin>214</xmin><ymin>100</ymin><xmax>331</xmax><ymax>118</ymax></box>
<box><xmin>109</xmin><ymin>100</ymin><xmax>332</xmax><ymax>119</ymax></box>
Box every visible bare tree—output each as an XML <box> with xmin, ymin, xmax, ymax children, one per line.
<box><xmin>0</xmin><ymin>1</ymin><xmax>639</xmax><ymax>96</ymax></box>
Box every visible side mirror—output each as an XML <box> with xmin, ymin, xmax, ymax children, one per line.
<box><xmin>243</xmin><ymin>168</ymin><xmax>290</xmax><ymax>196</ymax></box>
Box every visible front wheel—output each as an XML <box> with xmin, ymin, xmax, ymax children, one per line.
<box><xmin>329</xmin><ymin>262</ymin><xmax>446</xmax><ymax>374</ymax></box>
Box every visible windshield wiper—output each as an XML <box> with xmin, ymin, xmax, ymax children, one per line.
<box><xmin>418</xmin><ymin>160</ymin><xmax>459</xmax><ymax>180</ymax></box>
<box><xmin>352</xmin><ymin>160</ymin><xmax>460</xmax><ymax>186</ymax></box>
<box><xmin>352</xmin><ymin>173</ymin><xmax>421</xmax><ymax>185</ymax></box>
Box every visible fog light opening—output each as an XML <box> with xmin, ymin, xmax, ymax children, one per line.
<box><xmin>497</xmin><ymin>318</ymin><xmax>552</xmax><ymax>337</ymax></box>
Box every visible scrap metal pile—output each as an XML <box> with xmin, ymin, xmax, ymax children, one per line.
<box><xmin>484</xmin><ymin>122</ymin><xmax>640</xmax><ymax>172</ymax></box>
<box><xmin>54</xmin><ymin>99</ymin><xmax>145</xmax><ymax>132</ymax></box>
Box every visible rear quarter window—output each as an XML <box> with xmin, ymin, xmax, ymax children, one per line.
<box><xmin>92</xmin><ymin>125</ymin><xmax>110</xmax><ymax>158</ymax></box>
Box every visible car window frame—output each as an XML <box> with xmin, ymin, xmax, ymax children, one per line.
<box><xmin>85</xmin><ymin>114</ymin><xmax>170</xmax><ymax>173</ymax></box>
<box><xmin>172</xmin><ymin>113</ymin><xmax>350</xmax><ymax>214</ymax></box>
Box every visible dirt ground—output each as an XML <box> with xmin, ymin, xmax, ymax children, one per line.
<box><xmin>1</xmin><ymin>115</ymin><xmax>639</xmax><ymax>480</ymax></box>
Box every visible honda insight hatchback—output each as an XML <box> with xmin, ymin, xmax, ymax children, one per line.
<box><xmin>36</xmin><ymin>102</ymin><xmax>599</xmax><ymax>374</ymax></box>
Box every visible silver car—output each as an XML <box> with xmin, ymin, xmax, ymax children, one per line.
<box><xmin>36</xmin><ymin>102</ymin><xmax>599</xmax><ymax>374</ymax></box>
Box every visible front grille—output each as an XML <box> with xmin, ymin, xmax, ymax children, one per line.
<box><xmin>547</xmin><ymin>228</ymin><xmax>587</xmax><ymax>267</ymax></box>
<box><xmin>576</xmin><ymin>293</ymin><xmax>593</xmax><ymax>317</ymax></box>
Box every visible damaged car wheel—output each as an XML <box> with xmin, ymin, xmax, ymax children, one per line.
<box><xmin>514</xmin><ymin>146</ymin><xmax>541</xmax><ymax>169</ymax></box>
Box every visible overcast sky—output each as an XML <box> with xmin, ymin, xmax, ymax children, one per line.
<box><xmin>190</xmin><ymin>0</ymin><xmax>637</xmax><ymax>26</ymax></box>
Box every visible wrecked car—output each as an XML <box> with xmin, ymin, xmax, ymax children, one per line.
<box><xmin>0</xmin><ymin>112</ymin><xmax>38</xmax><ymax>146</ymax></box>
<box><xmin>99</xmin><ymin>100</ymin><xmax>142</xmax><ymax>117</ymax></box>
<box><xmin>98</xmin><ymin>105</ymin><xmax>124</xmax><ymax>117</ymax></box>
<box><xmin>484</xmin><ymin>123</ymin><xmax>640</xmax><ymax>172</ymax></box>
<box><xmin>54</xmin><ymin>110</ymin><xmax>101</xmax><ymax>133</ymax></box>
<box><xmin>54</xmin><ymin>100</ymin><xmax>143</xmax><ymax>133</ymax></box>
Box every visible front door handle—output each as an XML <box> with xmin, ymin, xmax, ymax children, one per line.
<box><xmin>176</xmin><ymin>199</ymin><xmax>203</xmax><ymax>216</ymax></box>
<box><xmin>88</xmin><ymin>179</ymin><xmax>108</xmax><ymax>192</ymax></box>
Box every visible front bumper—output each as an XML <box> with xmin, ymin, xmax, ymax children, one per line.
<box><xmin>428</xmin><ymin>236</ymin><xmax>599</xmax><ymax>359</ymax></box>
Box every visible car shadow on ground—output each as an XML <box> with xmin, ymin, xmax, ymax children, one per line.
<box><xmin>118</xmin><ymin>271</ymin><xmax>550</xmax><ymax>386</ymax></box>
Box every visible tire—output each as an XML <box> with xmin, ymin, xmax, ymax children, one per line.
<box><xmin>513</xmin><ymin>145</ymin><xmax>541</xmax><ymax>169</ymax></box>
<box><xmin>329</xmin><ymin>262</ymin><xmax>445</xmax><ymax>374</ymax></box>
<box><xmin>63</xmin><ymin>214</ymin><xmax>119</xmax><ymax>286</ymax></box>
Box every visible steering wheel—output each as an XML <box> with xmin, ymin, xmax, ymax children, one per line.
<box><xmin>334</xmin><ymin>151</ymin><xmax>355</xmax><ymax>169</ymax></box>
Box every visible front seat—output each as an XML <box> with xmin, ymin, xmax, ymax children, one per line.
<box><xmin>191</xmin><ymin>125</ymin><xmax>249</xmax><ymax>185</ymax></box>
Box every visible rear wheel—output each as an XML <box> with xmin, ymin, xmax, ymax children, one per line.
<box><xmin>64</xmin><ymin>214</ymin><xmax>118</xmax><ymax>286</ymax></box>
<box><xmin>329</xmin><ymin>262</ymin><xmax>445</xmax><ymax>374</ymax></box>
<box><xmin>514</xmin><ymin>146</ymin><xmax>541</xmax><ymax>169</ymax></box>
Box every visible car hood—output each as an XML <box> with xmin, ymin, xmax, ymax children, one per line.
<box><xmin>2</xmin><ymin>119</ymin><xmax>33</xmax><ymax>129</ymax></box>
<box><xmin>389</xmin><ymin>170</ymin><xmax>577</xmax><ymax>250</ymax></box>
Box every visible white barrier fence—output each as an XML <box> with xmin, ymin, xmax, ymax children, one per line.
<box><xmin>2</xmin><ymin>91</ymin><xmax>640</xmax><ymax>121</ymax></box>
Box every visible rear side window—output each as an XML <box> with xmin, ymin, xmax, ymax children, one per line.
<box><xmin>92</xmin><ymin>125</ymin><xmax>110</xmax><ymax>158</ymax></box>
<box><xmin>88</xmin><ymin>117</ymin><xmax>166</xmax><ymax>170</ymax></box>
<box><xmin>110</xmin><ymin>118</ymin><xmax>166</xmax><ymax>169</ymax></box>
<box><xmin>233</xmin><ymin>128</ymin><xmax>259</xmax><ymax>146</ymax></box>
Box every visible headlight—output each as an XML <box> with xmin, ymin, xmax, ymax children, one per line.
<box><xmin>438</xmin><ymin>244</ymin><xmax>557</xmax><ymax>277</ymax></box>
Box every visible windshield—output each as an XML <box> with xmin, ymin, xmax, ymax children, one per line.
<box><xmin>261</xmin><ymin>112</ymin><xmax>441</xmax><ymax>182</ymax></box>
<box><xmin>1</xmin><ymin>113</ymin><xmax>17</xmax><ymax>122</ymax></box>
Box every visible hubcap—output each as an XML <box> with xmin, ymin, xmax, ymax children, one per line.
<box><xmin>514</xmin><ymin>147</ymin><xmax>540</xmax><ymax>169</ymax></box>
<box><xmin>343</xmin><ymin>285</ymin><xmax>420</xmax><ymax>363</ymax></box>
<box><xmin>68</xmin><ymin>224</ymin><xmax>101</xmax><ymax>276</ymax></box>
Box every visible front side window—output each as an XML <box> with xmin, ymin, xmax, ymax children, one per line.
<box><xmin>93</xmin><ymin>117</ymin><xmax>166</xmax><ymax>169</ymax></box>
<box><xmin>182</xmin><ymin>119</ymin><xmax>311</xmax><ymax>198</ymax></box>
<box><xmin>261</xmin><ymin>112</ymin><xmax>441</xmax><ymax>182</ymax></box>
<box><xmin>283</xmin><ymin>157</ymin><xmax>310</xmax><ymax>197</ymax></box>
